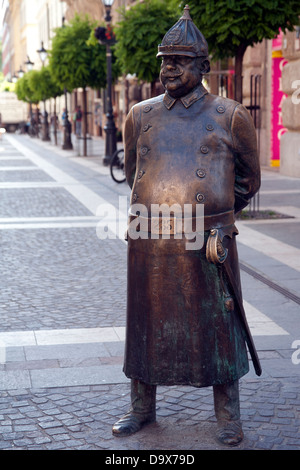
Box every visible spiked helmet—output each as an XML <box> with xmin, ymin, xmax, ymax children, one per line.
<box><xmin>157</xmin><ymin>5</ymin><xmax>208</xmax><ymax>58</ymax></box>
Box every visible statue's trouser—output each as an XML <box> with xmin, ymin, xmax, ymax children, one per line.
<box><xmin>213</xmin><ymin>379</ymin><xmax>244</xmax><ymax>445</ymax></box>
<box><xmin>112</xmin><ymin>378</ymin><xmax>243</xmax><ymax>445</ymax></box>
<box><xmin>112</xmin><ymin>379</ymin><xmax>156</xmax><ymax>437</ymax></box>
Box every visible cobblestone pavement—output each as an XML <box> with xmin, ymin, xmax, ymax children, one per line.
<box><xmin>0</xmin><ymin>133</ymin><xmax>299</xmax><ymax>453</ymax></box>
<box><xmin>0</xmin><ymin>379</ymin><xmax>299</xmax><ymax>451</ymax></box>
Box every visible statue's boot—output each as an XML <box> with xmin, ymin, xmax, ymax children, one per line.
<box><xmin>112</xmin><ymin>379</ymin><xmax>156</xmax><ymax>437</ymax></box>
<box><xmin>213</xmin><ymin>380</ymin><xmax>244</xmax><ymax>446</ymax></box>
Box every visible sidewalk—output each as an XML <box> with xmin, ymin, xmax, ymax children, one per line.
<box><xmin>0</xmin><ymin>132</ymin><xmax>299</xmax><ymax>451</ymax></box>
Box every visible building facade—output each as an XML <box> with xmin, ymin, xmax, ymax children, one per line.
<box><xmin>1</xmin><ymin>0</ymin><xmax>68</xmax><ymax>125</ymax></box>
<box><xmin>2</xmin><ymin>0</ymin><xmax>66</xmax><ymax>79</ymax></box>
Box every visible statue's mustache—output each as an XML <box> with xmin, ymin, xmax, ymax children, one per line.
<box><xmin>161</xmin><ymin>71</ymin><xmax>183</xmax><ymax>79</ymax></box>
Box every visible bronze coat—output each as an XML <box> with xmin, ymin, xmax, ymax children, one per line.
<box><xmin>123</xmin><ymin>84</ymin><xmax>261</xmax><ymax>387</ymax></box>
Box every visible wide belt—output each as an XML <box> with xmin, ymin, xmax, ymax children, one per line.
<box><xmin>128</xmin><ymin>210</ymin><xmax>235</xmax><ymax>235</ymax></box>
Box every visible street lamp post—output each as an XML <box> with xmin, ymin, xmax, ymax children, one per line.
<box><xmin>37</xmin><ymin>42</ymin><xmax>48</xmax><ymax>64</ymax></box>
<box><xmin>17</xmin><ymin>66</ymin><xmax>25</xmax><ymax>79</ymax></box>
<box><xmin>62</xmin><ymin>88</ymin><xmax>73</xmax><ymax>149</ymax></box>
<box><xmin>96</xmin><ymin>0</ymin><xmax>117</xmax><ymax>165</ymax></box>
<box><xmin>37</xmin><ymin>41</ymin><xmax>50</xmax><ymax>142</ymax></box>
<box><xmin>25</xmin><ymin>56</ymin><xmax>34</xmax><ymax>72</ymax></box>
<box><xmin>25</xmin><ymin>56</ymin><xmax>35</xmax><ymax>136</ymax></box>
<box><xmin>61</xmin><ymin>17</ymin><xmax>73</xmax><ymax>150</ymax></box>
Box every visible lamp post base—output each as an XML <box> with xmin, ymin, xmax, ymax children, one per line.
<box><xmin>42</xmin><ymin>105</ymin><xmax>50</xmax><ymax>141</ymax></box>
<box><xmin>62</xmin><ymin>120</ymin><xmax>73</xmax><ymax>150</ymax></box>
<box><xmin>103</xmin><ymin>122</ymin><xmax>117</xmax><ymax>166</ymax></box>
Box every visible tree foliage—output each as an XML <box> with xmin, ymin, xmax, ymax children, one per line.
<box><xmin>15</xmin><ymin>68</ymin><xmax>63</xmax><ymax>104</ymax></box>
<box><xmin>114</xmin><ymin>0</ymin><xmax>179</xmax><ymax>84</ymax></box>
<box><xmin>87</xmin><ymin>24</ymin><xmax>120</xmax><ymax>82</ymax></box>
<box><xmin>0</xmin><ymin>73</ymin><xmax>15</xmax><ymax>92</ymax></box>
<box><xmin>185</xmin><ymin>0</ymin><xmax>300</xmax><ymax>102</ymax></box>
<box><xmin>48</xmin><ymin>14</ymin><xmax>107</xmax><ymax>91</ymax></box>
<box><xmin>15</xmin><ymin>71</ymin><xmax>40</xmax><ymax>104</ymax></box>
<box><xmin>28</xmin><ymin>67</ymin><xmax>63</xmax><ymax>102</ymax></box>
<box><xmin>185</xmin><ymin>0</ymin><xmax>300</xmax><ymax>60</ymax></box>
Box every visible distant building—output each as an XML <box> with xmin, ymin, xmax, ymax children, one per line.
<box><xmin>1</xmin><ymin>0</ymin><xmax>68</xmax><ymax>125</ymax></box>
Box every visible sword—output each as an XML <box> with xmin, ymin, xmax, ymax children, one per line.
<box><xmin>206</xmin><ymin>228</ymin><xmax>262</xmax><ymax>377</ymax></box>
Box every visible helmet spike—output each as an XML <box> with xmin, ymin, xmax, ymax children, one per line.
<box><xmin>180</xmin><ymin>4</ymin><xmax>192</xmax><ymax>21</ymax></box>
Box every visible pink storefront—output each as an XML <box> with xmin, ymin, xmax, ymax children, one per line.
<box><xmin>270</xmin><ymin>32</ymin><xmax>288</xmax><ymax>167</ymax></box>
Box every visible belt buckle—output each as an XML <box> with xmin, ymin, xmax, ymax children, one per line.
<box><xmin>151</xmin><ymin>217</ymin><xmax>176</xmax><ymax>235</ymax></box>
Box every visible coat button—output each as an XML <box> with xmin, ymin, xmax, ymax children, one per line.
<box><xmin>206</xmin><ymin>123</ymin><xmax>214</xmax><ymax>131</ymax></box>
<box><xmin>132</xmin><ymin>193</ymin><xmax>138</xmax><ymax>202</ymax></box>
<box><xmin>143</xmin><ymin>105</ymin><xmax>152</xmax><ymax>113</ymax></box>
<box><xmin>196</xmin><ymin>169</ymin><xmax>206</xmax><ymax>178</ymax></box>
<box><xmin>196</xmin><ymin>193</ymin><xmax>205</xmax><ymax>203</ymax></box>
<box><xmin>217</xmin><ymin>105</ymin><xmax>225</xmax><ymax>113</ymax></box>
<box><xmin>140</xmin><ymin>146</ymin><xmax>149</xmax><ymax>156</ymax></box>
<box><xmin>137</xmin><ymin>170</ymin><xmax>145</xmax><ymax>179</ymax></box>
<box><xmin>143</xmin><ymin>124</ymin><xmax>152</xmax><ymax>132</ymax></box>
<box><xmin>200</xmin><ymin>145</ymin><xmax>209</xmax><ymax>154</ymax></box>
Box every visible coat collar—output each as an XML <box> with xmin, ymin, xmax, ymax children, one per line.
<box><xmin>163</xmin><ymin>83</ymin><xmax>208</xmax><ymax>110</ymax></box>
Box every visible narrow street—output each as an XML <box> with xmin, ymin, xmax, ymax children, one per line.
<box><xmin>0</xmin><ymin>132</ymin><xmax>299</xmax><ymax>451</ymax></box>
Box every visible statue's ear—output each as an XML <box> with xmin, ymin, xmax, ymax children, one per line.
<box><xmin>200</xmin><ymin>59</ymin><xmax>210</xmax><ymax>74</ymax></box>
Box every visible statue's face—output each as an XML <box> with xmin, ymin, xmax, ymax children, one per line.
<box><xmin>160</xmin><ymin>55</ymin><xmax>202</xmax><ymax>98</ymax></box>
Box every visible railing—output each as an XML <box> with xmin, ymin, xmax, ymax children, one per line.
<box><xmin>246</xmin><ymin>75</ymin><xmax>262</xmax><ymax>216</ymax></box>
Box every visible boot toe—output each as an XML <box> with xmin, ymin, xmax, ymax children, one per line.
<box><xmin>112</xmin><ymin>411</ymin><xmax>155</xmax><ymax>437</ymax></box>
<box><xmin>216</xmin><ymin>420</ymin><xmax>244</xmax><ymax>446</ymax></box>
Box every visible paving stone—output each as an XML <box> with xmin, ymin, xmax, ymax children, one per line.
<box><xmin>0</xmin><ymin>169</ymin><xmax>54</xmax><ymax>182</ymax></box>
<box><xmin>0</xmin><ymin>187</ymin><xmax>93</xmax><ymax>218</ymax></box>
<box><xmin>0</xmin><ymin>227</ymin><xmax>127</xmax><ymax>331</ymax></box>
<box><xmin>0</xmin><ymin>159</ymin><xmax>35</xmax><ymax>167</ymax></box>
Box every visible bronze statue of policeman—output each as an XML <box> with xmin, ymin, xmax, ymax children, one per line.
<box><xmin>112</xmin><ymin>5</ymin><xmax>261</xmax><ymax>446</ymax></box>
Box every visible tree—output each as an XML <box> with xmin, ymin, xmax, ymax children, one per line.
<box><xmin>49</xmin><ymin>14</ymin><xmax>107</xmax><ymax>155</ymax></box>
<box><xmin>15</xmin><ymin>71</ymin><xmax>41</xmax><ymax>137</ymax></box>
<box><xmin>186</xmin><ymin>0</ymin><xmax>300</xmax><ymax>103</ymax></box>
<box><xmin>27</xmin><ymin>67</ymin><xmax>63</xmax><ymax>144</ymax></box>
<box><xmin>15</xmin><ymin>70</ymin><xmax>41</xmax><ymax>106</ymax></box>
<box><xmin>0</xmin><ymin>74</ymin><xmax>15</xmax><ymax>92</ymax></box>
<box><xmin>15</xmin><ymin>68</ymin><xmax>63</xmax><ymax>139</ymax></box>
<box><xmin>27</xmin><ymin>67</ymin><xmax>63</xmax><ymax>102</ymax></box>
<box><xmin>114</xmin><ymin>0</ymin><xmax>179</xmax><ymax>96</ymax></box>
